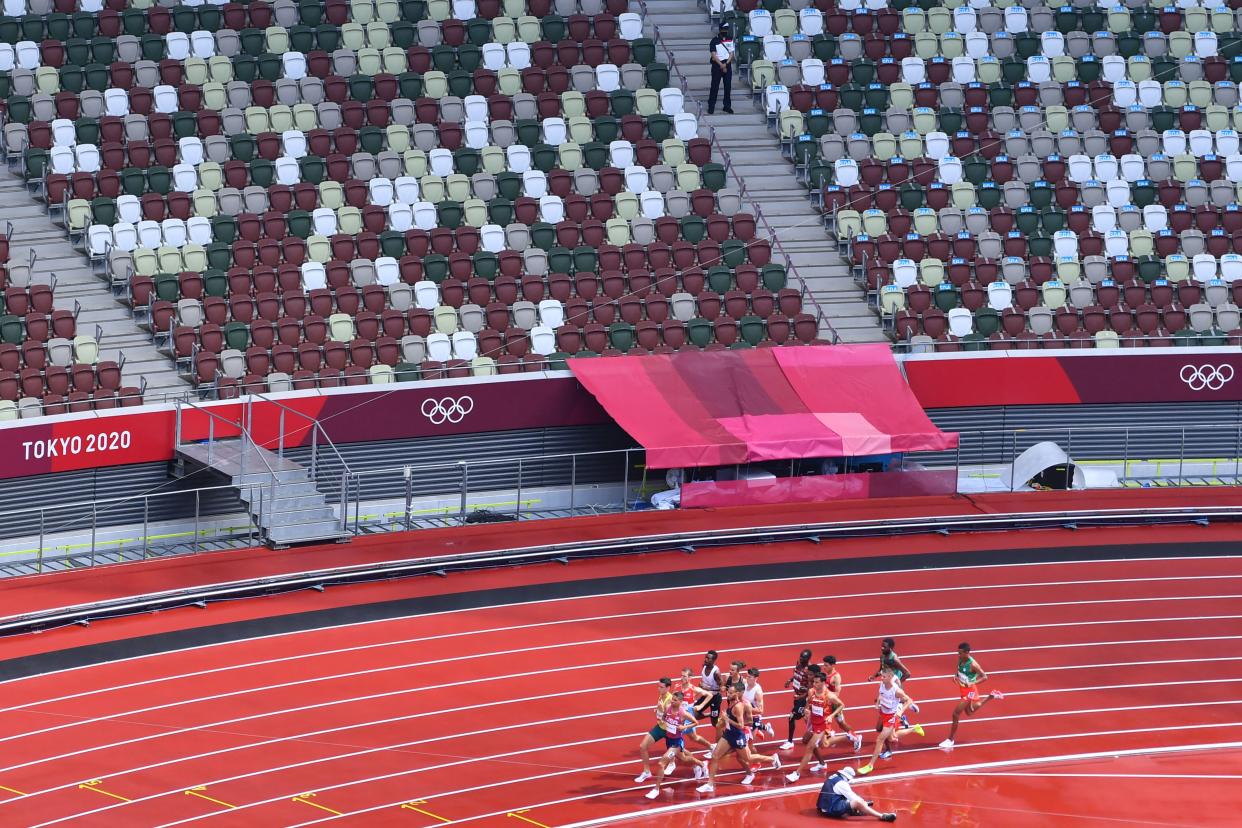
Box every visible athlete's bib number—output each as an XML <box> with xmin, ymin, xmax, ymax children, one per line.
<box><xmin>811</xmin><ymin>704</ymin><xmax>824</xmax><ymax>716</ymax></box>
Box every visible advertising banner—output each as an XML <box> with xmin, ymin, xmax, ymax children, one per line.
<box><xmin>902</xmin><ymin>350</ymin><xmax>1242</xmax><ymax>408</ymax></box>
<box><xmin>0</xmin><ymin>376</ymin><xmax>609</xmax><ymax>480</ymax></box>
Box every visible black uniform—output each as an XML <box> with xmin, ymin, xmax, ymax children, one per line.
<box><xmin>708</xmin><ymin>33</ymin><xmax>733</xmax><ymax>114</ymax></box>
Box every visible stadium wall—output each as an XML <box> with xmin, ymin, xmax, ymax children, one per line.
<box><xmin>2</xmin><ymin>350</ymin><xmax>1241</xmax><ymax>483</ymax></box>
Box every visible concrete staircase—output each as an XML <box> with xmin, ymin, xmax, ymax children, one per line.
<box><xmin>178</xmin><ymin>438</ymin><xmax>348</xmax><ymax>546</ymax></box>
<box><xmin>0</xmin><ymin>167</ymin><xmax>191</xmax><ymax>402</ymax></box>
<box><xmin>644</xmin><ymin>0</ymin><xmax>887</xmax><ymax>343</ymax></box>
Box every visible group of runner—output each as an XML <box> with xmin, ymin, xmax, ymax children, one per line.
<box><xmin>634</xmin><ymin>638</ymin><xmax>1003</xmax><ymax>819</ymax></box>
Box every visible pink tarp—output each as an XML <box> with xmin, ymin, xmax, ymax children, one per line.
<box><xmin>568</xmin><ymin>345</ymin><xmax>957</xmax><ymax>468</ymax></box>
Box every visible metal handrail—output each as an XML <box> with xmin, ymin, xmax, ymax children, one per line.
<box><xmin>706</xmin><ymin>125</ymin><xmax>840</xmax><ymax>342</ymax></box>
<box><xmin>642</xmin><ymin>10</ymin><xmax>842</xmax><ymax>343</ymax></box>
<box><xmin>244</xmin><ymin>391</ymin><xmax>353</xmax><ymax>481</ymax></box>
<box><xmin>6</xmin><ymin>502</ymin><xmax>1241</xmax><ymax>635</ymax></box>
<box><xmin>174</xmin><ymin>397</ymin><xmax>279</xmax><ymax>530</ymax></box>
<box><xmin>350</xmin><ymin>446</ymin><xmax>640</xmax><ymax>481</ymax></box>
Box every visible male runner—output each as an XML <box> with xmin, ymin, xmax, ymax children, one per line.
<box><xmin>940</xmin><ymin>642</ymin><xmax>1004</xmax><ymax>749</ymax></box>
<box><xmin>724</xmin><ymin>659</ymin><xmax>746</xmax><ymax>692</ymax></box>
<box><xmin>742</xmin><ymin>667</ymin><xmax>776</xmax><ymax>738</ymax></box>
<box><xmin>868</xmin><ymin>638</ymin><xmax>912</xmax><ymax>683</ymax></box>
<box><xmin>816</xmin><ymin>766</ymin><xmax>897</xmax><ymax>821</ymax></box>
<box><xmin>700</xmin><ymin>650</ymin><xmax>724</xmax><ymax>726</ymax></box>
<box><xmin>675</xmin><ymin>667</ymin><xmax>716</xmax><ymax>751</ymax></box>
<box><xmin>634</xmin><ymin>677</ymin><xmax>674</xmax><ymax>784</ymax></box>
<box><xmin>644</xmin><ymin>691</ymin><xmax>709</xmax><ymax>799</ymax></box>
<box><xmin>781</xmin><ymin>648</ymin><xmax>814</xmax><ymax>749</ymax></box>
<box><xmin>696</xmin><ymin>682</ymin><xmax>781</xmax><ymax>794</ymax></box>
<box><xmin>717</xmin><ymin>659</ymin><xmax>746</xmax><ymax>736</ymax></box>
<box><xmin>823</xmin><ymin>655</ymin><xmax>857</xmax><ymax>735</ymax></box>
<box><xmin>786</xmin><ymin>672</ymin><xmax>863</xmax><ymax>782</ymax></box>
<box><xmin>858</xmin><ymin>669</ymin><xmax>924</xmax><ymax>775</ymax></box>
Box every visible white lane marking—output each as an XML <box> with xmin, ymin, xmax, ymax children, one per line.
<box><xmin>944</xmin><ymin>772</ymin><xmax>1242</xmax><ymax>779</ymax></box>
<box><xmin>38</xmin><ymin>678</ymin><xmax>1242</xmax><ymax>828</ymax></box>
<box><xmin>9</xmin><ymin>571</ymin><xmax>1228</xmax><ymax>714</ymax></box>
<box><xmin>280</xmin><ymin>724</ymin><xmax>1242</xmax><ymax>826</ymax></box>
<box><xmin>1</xmin><ymin>609</ymin><xmax>1237</xmax><ymax>781</ymax></box>
<box><xmin>4</xmin><ymin>556</ymin><xmax>1234</xmax><ymax>688</ymax></box>
<box><xmin>18</xmin><ymin>652</ymin><xmax>1242</xmax><ymax>811</ymax></box>
<box><xmin>555</xmin><ymin>740</ymin><xmax>1242</xmax><ymax>828</ymax></box>
<box><xmin>5</xmin><ymin>593</ymin><xmax>1237</xmax><ymax>747</ymax></box>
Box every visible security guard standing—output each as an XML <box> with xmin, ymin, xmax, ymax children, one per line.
<box><xmin>708</xmin><ymin>22</ymin><xmax>734</xmax><ymax>115</ymax></box>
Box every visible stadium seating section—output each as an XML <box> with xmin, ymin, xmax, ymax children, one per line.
<box><xmin>728</xmin><ymin>0</ymin><xmax>1242</xmax><ymax>349</ymax></box>
<box><xmin>0</xmin><ymin>0</ymin><xmax>819</xmax><ymax>401</ymax></box>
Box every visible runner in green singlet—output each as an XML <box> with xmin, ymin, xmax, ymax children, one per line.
<box><xmin>868</xmin><ymin>638</ymin><xmax>912</xmax><ymax>683</ymax></box>
<box><xmin>940</xmin><ymin>642</ymin><xmax>1003</xmax><ymax>749</ymax></box>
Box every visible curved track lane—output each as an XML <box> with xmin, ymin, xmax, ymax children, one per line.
<box><xmin>0</xmin><ymin>534</ymin><xmax>1238</xmax><ymax>826</ymax></box>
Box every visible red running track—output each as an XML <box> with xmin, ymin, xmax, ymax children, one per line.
<box><xmin>626</xmin><ymin>748</ymin><xmax>1242</xmax><ymax>827</ymax></box>
<box><xmin>0</xmin><ymin>543</ymin><xmax>1239</xmax><ymax>826</ymax></box>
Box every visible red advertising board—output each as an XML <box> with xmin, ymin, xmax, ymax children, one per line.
<box><xmin>0</xmin><ymin>375</ymin><xmax>609</xmax><ymax>480</ymax></box>
<box><xmin>3</xmin><ymin>349</ymin><xmax>1241</xmax><ymax>480</ymax></box>
<box><xmin>901</xmin><ymin>349</ymin><xmax>1242</xmax><ymax>407</ymax></box>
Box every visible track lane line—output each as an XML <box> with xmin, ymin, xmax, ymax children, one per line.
<box><xmin>7</xmin><ymin>571</ymin><xmax>1228</xmax><ymax>713</ymax></box>
<box><xmin>33</xmin><ymin>675</ymin><xmax>1242</xmax><ymax>827</ymax></box>
<box><xmin>3</xmin><ymin>555</ymin><xmax>1235</xmax><ymax>689</ymax></box>
<box><xmin>10</xmin><ymin>642</ymin><xmax>1242</xmax><ymax>811</ymax></box>
<box><xmin>4</xmin><ymin>594</ymin><xmax>1236</xmax><ymax>745</ymax></box>
<box><xmin>551</xmin><ymin>740</ymin><xmax>1242</xmax><ymax>828</ymax></box>
<box><xmin>278</xmin><ymin>723</ymin><xmax>1242</xmax><ymax>826</ymax></box>
<box><xmin>0</xmin><ymin>613</ymin><xmax>1236</xmax><ymax>784</ymax></box>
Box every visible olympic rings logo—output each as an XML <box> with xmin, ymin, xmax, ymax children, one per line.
<box><xmin>1179</xmin><ymin>364</ymin><xmax>1235</xmax><ymax>391</ymax></box>
<box><xmin>420</xmin><ymin>396</ymin><xmax>475</xmax><ymax>424</ymax></box>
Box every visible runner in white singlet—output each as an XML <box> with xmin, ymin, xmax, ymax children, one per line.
<box><xmin>742</xmin><ymin>668</ymin><xmax>776</xmax><ymax>738</ymax></box>
<box><xmin>858</xmin><ymin>668</ymin><xmax>924</xmax><ymax>775</ymax></box>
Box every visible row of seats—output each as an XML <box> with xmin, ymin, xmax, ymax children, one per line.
<box><xmin>0</xmin><ymin>0</ymin><xmax>633</xmax><ymax>37</ymax></box>
<box><xmin>138</xmin><ymin>258</ymin><xmax>792</xmax><ymax>305</ymax></box>
<box><xmin>4</xmin><ymin>65</ymin><xmax>673</xmax><ymax>111</ymax></box>
<box><xmin>0</xmin><ymin>388</ymin><xmax>143</xmax><ymax>418</ymax></box>
<box><xmin>738</xmin><ymin>27</ymin><xmax>1241</xmax><ymax>60</ymax></box>
<box><xmin>0</xmin><ymin>360</ymin><xmax>125</xmax><ymax>397</ymax></box>
<box><xmin>0</xmin><ymin>333</ymin><xmax>98</xmax><ymax>367</ymax></box>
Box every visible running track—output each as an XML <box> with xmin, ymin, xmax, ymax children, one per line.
<box><xmin>0</xmin><ymin>529</ymin><xmax>1239</xmax><ymax>825</ymax></box>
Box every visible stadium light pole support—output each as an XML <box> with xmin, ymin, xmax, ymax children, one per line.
<box><xmin>1123</xmin><ymin>427</ymin><xmax>1131</xmax><ymax>485</ymax></box>
<box><xmin>1179</xmin><ymin>427</ymin><xmax>1186</xmax><ymax>487</ymax></box>
<box><xmin>404</xmin><ymin>465</ymin><xmax>412</xmax><ymax>531</ymax></box>
<box><xmin>621</xmin><ymin>450</ymin><xmax>629</xmax><ymax>513</ymax></box>
<box><xmin>516</xmin><ymin>458</ymin><xmax>524</xmax><ymax>521</ymax></box>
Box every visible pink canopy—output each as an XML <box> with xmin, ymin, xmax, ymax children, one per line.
<box><xmin>569</xmin><ymin>345</ymin><xmax>957</xmax><ymax>468</ymax></box>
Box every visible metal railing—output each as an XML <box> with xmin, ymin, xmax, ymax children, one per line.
<box><xmin>172</xmin><ymin>397</ymin><xmax>279</xmax><ymax>531</ymax></box>
<box><xmin>4</xmin><ymin>420</ymin><xmax>1242</xmax><ymax>576</ymax></box>
<box><xmin>0</xmin><ymin>482</ymin><xmax>262</xmax><ymax>575</ymax></box>
<box><xmin>334</xmin><ymin>447</ymin><xmax>647</xmax><ymax>533</ymax></box>
<box><xmin>643</xmin><ymin>11</ymin><xmax>841</xmax><ymax>343</ymax></box>
<box><xmin>244</xmin><ymin>391</ymin><xmax>353</xmax><ymax>481</ymax></box>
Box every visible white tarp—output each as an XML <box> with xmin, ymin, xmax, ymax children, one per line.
<box><xmin>958</xmin><ymin>440</ymin><xmax>1120</xmax><ymax>493</ymax></box>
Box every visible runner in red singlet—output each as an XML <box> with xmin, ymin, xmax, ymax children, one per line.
<box><xmin>823</xmin><ymin>654</ymin><xmax>857</xmax><ymax>735</ymax></box>
<box><xmin>675</xmin><ymin>666</ymin><xmax>716</xmax><ymax>751</ymax></box>
<box><xmin>785</xmin><ymin>672</ymin><xmax>863</xmax><ymax>782</ymax></box>
<box><xmin>643</xmin><ymin>691</ymin><xmax>709</xmax><ymax>800</ymax></box>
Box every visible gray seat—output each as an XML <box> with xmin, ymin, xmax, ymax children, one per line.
<box><xmin>219</xmin><ymin>349</ymin><xmax>245</xmax><ymax>379</ymax></box>
<box><xmin>1189</xmin><ymin>302</ymin><xmax>1215</xmax><ymax>332</ymax></box>
<box><xmin>400</xmin><ymin>334</ymin><xmax>427</xmax><ymax>364</ymax></box>
<box><xmin>671</xmin><ymin>292</ymin><xmax>697</xmax><ymax>321</ymax></box>
<box><xmin>267</xmin><ymin>372</ymin><xmax>293</xmax><ymax>393</ymax></box>
<box><xmin>511</xmin><ymin>300</ymin><xmax>537</xmax><ymax>330</ymax></box>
